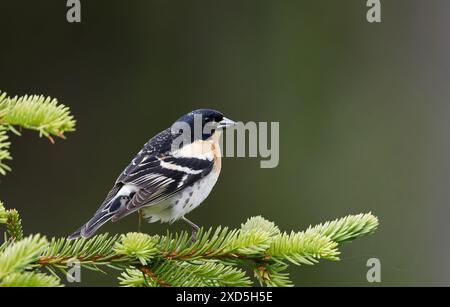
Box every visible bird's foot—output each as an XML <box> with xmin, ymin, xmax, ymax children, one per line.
<box><xmin>182</xmin><ymin>216</ymin><xmax>200</xmax><ymax>244</ymax></box>
<box><xmin>190</xmin><ymin>229</ymin><xmax>198</xmax><ymax>243</ymax></box>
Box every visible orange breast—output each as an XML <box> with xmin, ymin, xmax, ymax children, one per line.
<box><xmin>210</xmin><ymin>131</ymin><xmax>222</xmax><ymax>173</ymax></box>
<box><xmin>173</xmin><ymin>130</ymin><xmax>223</xmax><ymax>173</ymax></box>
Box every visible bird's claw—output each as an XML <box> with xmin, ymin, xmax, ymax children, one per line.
<box><xmin>190</xmin><ymin>229</ymin><xmax>198</xmax><ymax>243</ymax></box>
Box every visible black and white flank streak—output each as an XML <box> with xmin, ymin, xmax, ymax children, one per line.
<box><xmin>69</xmin><ymin>109</ymin><xmax>235</xmax><ymax>239</ymax></box>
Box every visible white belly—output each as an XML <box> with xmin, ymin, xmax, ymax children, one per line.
<box><xmin>141</xmin><ymin>169</ymin><xmax>220</xmax><ymax>224</ymax></box>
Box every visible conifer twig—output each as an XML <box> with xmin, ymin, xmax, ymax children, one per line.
<box><xmin>0</xmin><ymin>90</ymin><xmax>76</xmax><ymax>174</ymax></box>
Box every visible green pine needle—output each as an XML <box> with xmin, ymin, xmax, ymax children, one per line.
<box><xmin>0</xmin><ymin>90</ymin><xmax>76</xmax><ymax>174</ymax></box>
<box><xmin>0</xmin><ymin>90</ymin><xmax>76</xmax><ymax>139</ymax></box>
<box><xmin>0</xmin><ymin>202</ymin><xmax>24</xmax><ymax>241</ymax></box>
<box><xmin>0</xmin><ymin>202</ymin><xmax>7</xmax><ymax>225</ymax></box>
<box><xmin>5</xmin><ymin>209</ymin><xmax>23</xmax><ymax>241</ymax></box>
<box><xmin>114</xmin><ymin>233</ymin><xmax>159</xmax><ymax>265</ymax></box>
<box><xmin>241</xmin><ymin>216</ymin><xmax>280</xmax><ymax>237</ymax></box>
<box><xmin>254</xmin><ymin>263</ymin><xmax>293</xmax><ymax>287</ymax></box>
<box><xmin>0</xmin><ymin>271</ymin><xmax>61</xmax><ymax>287</ymax></box>
<box><xmin>307</xmin><ymin>213</ymin><xmax>379</xmax><ymax>244</ymax></box>
<box><xmin>120</xmin><ymin>260</ymin><xmax>252</xmax><ymax>287</ymax></box>
<box><xmin>40</xmin><ymin>233</ymin><xmax>120</xmax><ymax>269</ymax></box>
<box><xmin>0</xmin><ymin>125</ymin><xmax>12</xmax><ymax>175</ymax></box>
<box><xmin>267</xmin><ymin>230</ymin><xmax>339</xmax><ymax>265</ymax></box>
<box><xmin>0</xmin><ymin>235</ymin><xmax>48</xmax><ymax>279</ymax></box>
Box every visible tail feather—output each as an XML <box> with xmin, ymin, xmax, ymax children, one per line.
<box><xmin>68</xmin><ymin>211</ymin><xmax>114</xmax><ymax>240</ymax></box>
<box><xmin>81</xmin><ymin>212</ymin><xmax>115</xmax><ymax>238</ymax></box>
<box><xmin>67</xmin><ymin>227</ymin><xmax>82</xmax><ymax>240</ymax></box>
<box><xmin>68</xmin><ymin>196</ymin><xmax>125</xmax><ymax>240</ymax></box>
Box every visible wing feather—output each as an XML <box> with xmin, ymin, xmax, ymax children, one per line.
<box><xmin>111</xmin><ymin>155</ymin><xmax>214</xmax><ymax>221</ymax></box>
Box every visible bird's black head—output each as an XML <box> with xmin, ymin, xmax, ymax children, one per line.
<box><xmin>171</xmin><ymin>109</ymin><xmax>236</xmax><ymax>142</ymax></box>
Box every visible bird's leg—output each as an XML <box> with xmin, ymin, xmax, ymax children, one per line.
<box><xmin>182</xmin><ymin>216</ymin><xmax>200</xmax><ymax>242</ymax></box>
<box><xmin>138</xmin><ymin>209</ymin><xmax>143</xmax><ymax>232</ymax></box>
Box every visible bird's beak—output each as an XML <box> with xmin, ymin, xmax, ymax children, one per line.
<box><xmin>217</xmin><ymin>117</ymin><xmax>237</xmax><ymax>129</ymax></box>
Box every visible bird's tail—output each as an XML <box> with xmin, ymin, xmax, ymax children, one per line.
<box><xmin>68</xmin><ymin>211</ymin><xmax>115</xmax><ymax>240</ymax></box>
<box><xmin>68</xmin><ymin>198</ymin><xmax>122</xmax><ymax>240</ymax></box>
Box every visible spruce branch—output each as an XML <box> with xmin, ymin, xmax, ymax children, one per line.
<box><xmin>0</xmin><ymin>126</ymin><xmax>12</xmax><ymax>175</ymax></box>
<box><xmin>121</xmin><ymin>261</ymin><xmax>252</xmax><ymax>287</ymax></box>
<box><xmin>307</xmin><ymin>213</ymin><xmax>379</xmax><ymax>244</ymax></box>
<box><xmin>39</xmin><ymin>234</ymin><xmax>122</xmax><ymax>270</ymax></box>
<box><xmin>0</xmin><ymin>202</ymin><xmax>24</xmax><ymax>242</ymax></box>
<box><xmin>0</xmin><ymin>202</ymin><xmax>379</xmax><ymax>286</ymax></box>
<box><xmin>5</xmin><ymin>209</ymin><xmax>23</xmax><ymax>242</ymax></box>
<box><xmin>0</xmin><ymin>90</ymin><xmax>76</xmax><ymax>174</ymax></box>
<box><xmin>267</xmin><ymin>230</ymin><xmax>339</xmax><ymax>266</ymax></box>
<box><xmin>0</xmin><ymin>202</ymin><xmax>7</xmax><ymax>224</ymax></box>
<box><xmin>114</xmin><ymin>233</ymin><xmax>159</xmax><ymax>265</ymax></box>
<box><xmin>0</xmin><ymin>235</ymin><xmax>48</xmax><ymax>279</ymax></box>
<box><xmin>0</xmin><ymin>90</ymin><xmax>76</xmax><ymax>140</ymax></box>
<box><xmin>0</xmin><ymin>271</ymin><xmax>61</xmax><ymax>287</ymax></box>
<box><xmin>254</xmin><ymin>262</ymin><xmax>293</xmax><ymax>287</ymax></box>
<box><xmin>16</xmin><ymin>213</ymin><xmax>377</xmax><ymax>287</ymax></box>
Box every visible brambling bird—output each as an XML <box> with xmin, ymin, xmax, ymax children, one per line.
<box><xmin>69</xmin><ymin>109</ymin><xmax>236</xmax><ymax>240</ymax></box>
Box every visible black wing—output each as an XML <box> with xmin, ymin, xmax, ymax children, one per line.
<box><xmin>111</xmin><ymin>154</ymin><xmax>214</xmax><ymax>221</ymax></box>
<box><xmin>95</xmin><ymin>128</ymin><xmax>174</xmax><ymax>212</ymax></box>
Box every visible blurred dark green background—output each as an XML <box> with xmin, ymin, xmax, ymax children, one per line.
<box><xmin>0</xmin><ymin>0</ymin><xmax>447</xmax><ymax>286</ymax></box>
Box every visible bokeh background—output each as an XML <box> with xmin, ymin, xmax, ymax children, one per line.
<box><xmin>0</xmin><ymin>0</ymin><xmax>448</xmax><ymax>286</ymax></box>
